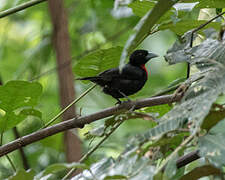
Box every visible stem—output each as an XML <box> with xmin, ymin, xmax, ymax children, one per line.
<box><xmin>0</xmin><ymin>0</ymin><xmax>47</xmax><ymax>19</ymax></box>
<box><xmin>62</xmin><ymin>120</ymin><xmax>124</xmax><ymax>180</ymax></box>
<box><xmin>43</xmin><ymin>84</ymin><xmax>97</xmax><ymax>128</ymax></box>
<box><xmin>157</xmin><ymin>132</ymin><xmax>196</xmax><ymax>174</ymax></box>
<box><xmin>5</xmin><ymin>155</ymin><xmax>16</xmax><ymax>172</ymax></box>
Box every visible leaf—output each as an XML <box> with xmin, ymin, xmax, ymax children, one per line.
<box><xmin>129</xmin><ymin>1</ymin><xmax>198</xmax><ymax>23</ymax></box>
<box><xmin>8</xmin><ymin>169</ymin><xmax>35</xmax><ymax>180</ymax></box>
<box><xmin>198</xmin><ymin>118</ymin><xmax>225</xmax><ymax>167</ymax></box>
<box><xmin>73</xmin><ymin>46</ymin><xmax>123</xmax><ymax>77</ymax></box>
<box><xmin>73</xmin><ymin>155</ymin><xmax>156</xmax><ymax>180</ymax></box>
<box><xmin>165</xmin><ymin>29</ymin><xmax>225</xmax><ymax>65</ymax></box>
<box><xmin>180</xmin><ymin>165</ymin><xmax>221</xmax><ymax>180</ymax></box>
<box><xmin>120</xmin><ymin>0</ymin><xmax>178</xmax><ymax>67</ymax></box>
<box><xmin>181</xmin><ymin>0</ymin><xmax>225</xmax><ymax>8</ymax></box>
<box><xmin>158</xmin><ymin>20</ymin><xmax>221</xmax><ymax>35</ymax></box>
<box><xmin>36</xmin><ymin>162</ymin><xmax>89</xmax><ymax>179</ymax></box>
<box><xmin>0</xmin><ymin>81</ymin><xmax>42</xmax><ymax>132</ymax></box>
<box><xmin>201</xmin><ymin>104</ymin><xmax>225</xmax><ymax>131</ymax></box>
<box><xmin>144</xmin><ymin>104</ymin><xmax>172</xmax><ymax>118</ymax></box>
<box><xmin>163</xmin><ymin>153</ymin><xmax>178</xmax><ymax>179</ymax></box>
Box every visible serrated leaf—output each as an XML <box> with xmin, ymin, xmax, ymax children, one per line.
<box><xmin>0</xmin><ymin>81</ymin><xmax>42</xmax><ymax>132</ymax></box>
<box><xmin>74</xmin><ymin>46</ymin><xmax>123</xmax><ymax>77</ymax></box>
<box><xmin>120</xmin><ymin>0</ymin><xmax>178</xmax><ymax>67</ymax></box>
<box><xmin>198</xmin><ymin>119</ymin><xmax>225</xmax><ymax>168</ymax></box>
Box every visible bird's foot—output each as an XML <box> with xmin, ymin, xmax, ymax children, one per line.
<box><xmin>172</xmin><ymin>83</ymin><xmax>189</xmax><ymax>101</ymax></box>
<box><xmin>115</xmin><ymin>99</ymin><xmax>131</xmax><ymax>105</ymax></box>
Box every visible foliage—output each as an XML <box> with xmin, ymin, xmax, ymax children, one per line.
<box><xmin>0</xmin><ymin>0</ymin><xmax>225</xmax><ymax>179</ymax></box>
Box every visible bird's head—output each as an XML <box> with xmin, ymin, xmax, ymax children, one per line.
<box><xmin>129</xmin><ymin>50</ymin><xmax>158</xmax><ymax>66</ymax></box>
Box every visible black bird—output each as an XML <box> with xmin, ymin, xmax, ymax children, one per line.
<box><xmin>77</xmin><ymin>50</ymin><xmax>158</xmax><ymax>103</ymax></box>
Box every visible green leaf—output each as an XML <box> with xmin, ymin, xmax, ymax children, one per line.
<box><xmin>8</xmin><ymin>169</ymin><xmax>35</xmax><ymax>180</ymax></box>
<box><xmin>120</xmin><ymin>0</ymin><xmax>178</xmax><ymax>67</ymax></box>
<box><xmin>36</xmin><ymin>162</ymin><xmax>89</xmax><ymax>178</ymax></box>
<box><xmin>201</xmin><ymin>104</ymin><xmax>225</xmax><ymax>131</ymax></box>
<box><xmin>144</xmin><ymin>104</ymin><xmax>172</xmax><ymax>118</ymax></box>
<box><xmin>73</xmin><ymin>155</ymin><xmax>155</xmax><ymax>180</ymax></box>
<box><xmin>158</xmin><ymin>20</ymin><xmax>221</xmax><ymax>35</ymax></box>
<box><xmin>73</xmin><ymin>46</ymin><xmax>123</xmax><ymax>77</ymax></box>
<box><xmin>163</xmin><ymin>153</ymin><xmax>178</xmax><ymax>179</ymax></box>
<box><xmin>198</xmin><ymin>118</ymin><xmax>225</xmax><ymax>168</ymax></box>
<box><xmin>128</xmin><ymin>1</ymin><xmax>156</xmax><ymax>17</ymax></box>
<box><xmin>180</xmin><ymin>165</ymin><xmax>221</xmax><ymax>180</ymax></box>
<box><xmin>0</xmin><ymin>81</ymin><xmax>42</xmax><ymax>132</ymax></box>
<box><xmin>181</xmin><ymin>0</ymin><xmax>225</xmax><ymax>8</ymax></box>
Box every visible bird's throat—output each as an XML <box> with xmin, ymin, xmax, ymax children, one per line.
<box><xmin>141</xmin><ymin>64</ymin><xmax>148</xmax><ymax>77</ymax></box>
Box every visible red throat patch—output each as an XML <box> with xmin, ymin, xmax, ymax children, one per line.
<box><xmin>141</xmin><ymin>64</ymin><xmax>148</xmax><ymax>77</ymax></box>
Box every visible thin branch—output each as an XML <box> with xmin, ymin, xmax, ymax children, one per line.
<box><xmin>43</xmin><ymin>84</ymin><xmax>97</xmax><ymax>128</ymax></box>
<box><xmin>158</xmin><ymin>132</ymin><xmax>196</xmax><ymax>173</ymax></box>
<box><xmin>0</xmin><ymin>94</ymin><xmax>182</xmax><ymax>157</ymax></box>
<box><xmin>176</xmin><ymin>150</ymin><xmax>200</xmax><ymax>169</ymax></box>
<box><xmin>63</xmin><ymin>120</ymin><xmax>124</xmax><ymax>180</ymax></box>
<box><xmin>187</xmin><ymin>11</ymin><xmax>225</xmax><ymax>79</ymax></box>
<box><xmin>0</xmin><ymin>0</ymin><xmax>47</xmax><ymax>19</ymax></box>
<box><xmin>13</xmin><ymin>128</ymin><xmax>29</xmax><ymax>170</ymax></box>
<box><xmin>5</xmin><ymin>155</ymin><xmax>16</xmax><ymax>172</ymax></box>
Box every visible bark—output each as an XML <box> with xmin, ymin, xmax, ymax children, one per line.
<box><xmin>48</xmin><ymin>0</ymin><xmax>82</xmax><ymax>163</ymax></box>
<box><xmin>0</xmin><ymin>94</ymin><xmax>182</xmax><ymax>157</ymax></box>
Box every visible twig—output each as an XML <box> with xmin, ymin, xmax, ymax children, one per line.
<box><xmin>43</xmin><ymin>84</ymin><xmax>97</xmax><ymax>128</ymax></box>
<box><xmin>63</xmin><ymin>120</ymin><xmax>124</xmax><ymax>180</ymax></box>
<box><xmin>0</xmin><ymin>0</ymin><xmax>47</xmax><ymax>19</ymax></box>
<box><xmin>0</xmin><ymin>94</ymin><xmax>182</xmax><ymax>157</ymax></box>
<box><xmin>158</xmin><ymin>132</ymin><xmax>196</xmax><ymax>174</ymax></box>
<box><xmin>187</xmin><ymin>11</ymin><xmax>225</xmax><ymax>79</ymax></box>
<box><xmin>13</xmin><ymin>128</ymin><xmax>29</xmax><ymax>170</ymax></box>
<box><xmin>176</xmin><ymin>150</ymin><xmax>200</xmax><ymax>169</ymax></box>
<box><xmin>5</xmin><ymin>155</ymin><xmax>16</xmax><ymax>172</ymax></box>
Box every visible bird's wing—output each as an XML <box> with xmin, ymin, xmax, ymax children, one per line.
<box><xmin>99</xmin><ymin>65</ymin><xmax>144</xmax><ymax>81</ymax></box>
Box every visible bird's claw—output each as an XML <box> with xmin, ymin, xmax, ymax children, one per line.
<box><xmin>172</xmin><ymin>83</ymin><xmax>189</xmax><ymax>101</ymax></box>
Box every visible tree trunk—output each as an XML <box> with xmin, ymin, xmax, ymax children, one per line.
<box><xmin>48</xmin><ymin>0</ymin><xmax>82</xmax><ymax>164</ymax></box>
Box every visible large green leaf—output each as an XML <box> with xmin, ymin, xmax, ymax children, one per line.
<box><xmin>73</xmin><ymin>46</ymin><xmax>123</xmax><ymax>77</ymax></box>
<box><xmin>198</xmin><ymin>119</ymin><xmax>225</xmax><ymax>167</ymax></box>
<box><xmin>119</xmin><ymin>0</ymin><xmax>178</xmax><ymax>67</ymax></box>
<box><xmin>0</xmin><ymin>81</ymin><xmax>42</xmax><ymax>132</ymax></box>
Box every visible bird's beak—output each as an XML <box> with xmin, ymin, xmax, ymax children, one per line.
<box><xmin>146</xmin><ymin>52</ymin><xmax>159</xmax><ymax>60</ymax></box>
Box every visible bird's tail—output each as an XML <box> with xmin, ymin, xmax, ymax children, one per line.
<box><xmin>76</xmin><ymin>76</ymin><xmax>97</xmax><ymax>80</ymax></box>
<box><xmin>76</xmin><ymin>76</ymin><xmax>102</xmax><ymax>83</ymax></box>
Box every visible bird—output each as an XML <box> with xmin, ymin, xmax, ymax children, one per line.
<box><xmin>77</xmin><ymin>49</ymin><xmax>158</xmax><ymax>104</ymax></box>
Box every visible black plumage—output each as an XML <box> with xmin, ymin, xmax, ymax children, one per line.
<box><xmin>77</xmin><ymin>50</ymin><xmax>158</xmax><ymax>103</ymax></box>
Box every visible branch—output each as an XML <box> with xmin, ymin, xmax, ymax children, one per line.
<box><xmin>0</xmin><ymin>94</ymin><xmax>182</xmax><ymax>157</ymax></box>
<box><xmin>0</xmin><ymin>0</ymin><xmax>47</xmax><ymax>19</ymax></box>
<box><xmin>176</xmin><ymin>150</ymin><xmax>200</xmax><ymax>169</ymax></box>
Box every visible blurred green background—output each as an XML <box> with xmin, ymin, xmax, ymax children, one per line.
<box><xmin>0</xmin><ymin>0</ymin><xmax>187</xmax><ymax>178</ymax></box>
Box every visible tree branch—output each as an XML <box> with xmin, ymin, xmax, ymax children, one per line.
<box><xmin>0</xmin><ymin>0</ymin><xmax>47</xmax><ymax>19</ymax></box>
<box><xmin>0</xmin><ymin>94</ymin><xmax>182</xmax><ymax>157</ymax></box>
